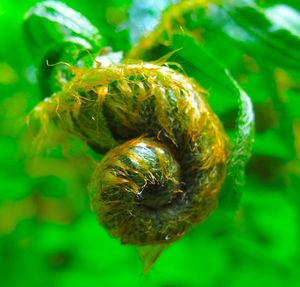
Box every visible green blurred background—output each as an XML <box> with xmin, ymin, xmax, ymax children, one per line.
<box><xmin>0</xmin><ymin>0</ymin><xmax>299</xmax><ymax>286</ymax></box>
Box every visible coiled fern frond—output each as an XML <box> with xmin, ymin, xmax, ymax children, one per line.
<box><xmin>31</xmin><ymin>63</ymin><xmax>228</xmax><ymax>245</ymax></box>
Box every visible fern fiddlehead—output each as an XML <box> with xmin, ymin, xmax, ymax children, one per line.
<box><xmin>25</xmin><ymin>1</ymin><xmax>254</xmax><ymax>254</ymax></box>
<box><xmin>32</xmin><ymin>62</ymin><xmax>228</xmax><ymax>245</ymax></box>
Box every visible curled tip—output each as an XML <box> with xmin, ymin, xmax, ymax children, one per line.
<box><xmin>89</xmin><ymin>138</ymin><xmax>182</xmax><ymax>245</ymax></box>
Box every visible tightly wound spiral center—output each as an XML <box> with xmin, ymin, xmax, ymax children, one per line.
<box><xmin>34</xmin><ymin>63</ymin><xmax>229</xmax><ymax>245</ymax></box>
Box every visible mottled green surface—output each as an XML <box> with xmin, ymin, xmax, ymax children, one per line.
<box><xmin>0</xmin><ymin>1</ymin><xmax>299</xmax><ymax>287</ymax></box>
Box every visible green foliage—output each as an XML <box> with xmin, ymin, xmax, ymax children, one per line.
<box><xmin>0</xmin><ymin>0</ymin><xmax>299</xmax><ymax>286</ymax></box>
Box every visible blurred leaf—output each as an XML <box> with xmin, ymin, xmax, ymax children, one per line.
<box><xmin>23</xmin><ymin>1</ymin><xmax>104</xmax><ymax>63</ymax></box>
<box><xmin>215</xmin><ymin>0</ymin><xmax>300</xmax><ymax>70</ymax></box>
<box><xmin>128</xmin><ymin>0</ymin><xmax>178</xmax><ymax>44</ymax></box>
<box><xmin>23</xmin><ymin>1</ymin><xmax>106</xmax><ymax>98</ymax></box>
<box><xmin>130</xmin><ymin>0</ymin><xmax>300</xmax><ymax>71</ymax></box>
<box><xmin>265</xmin><ymin>4</ymin><xmax>300</xmax><ymax>35</ymax></box>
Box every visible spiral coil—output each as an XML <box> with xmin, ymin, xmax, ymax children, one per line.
<box><xmin>33</xmin><ymin>62</ymin><xmax>228</xmax><ymax>245</ymax></box>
